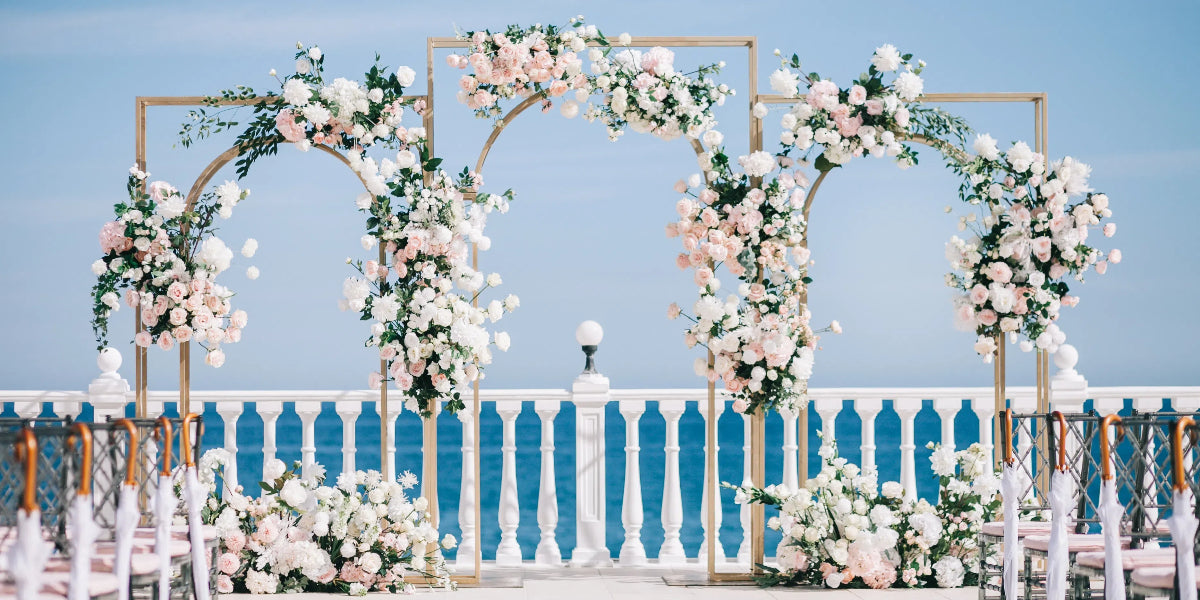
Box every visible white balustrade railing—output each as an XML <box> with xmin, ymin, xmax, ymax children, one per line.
<box><xmin>2</xmin><ymin>345</ymin><xmax>1199</xmax><ymax>566</ymax></box>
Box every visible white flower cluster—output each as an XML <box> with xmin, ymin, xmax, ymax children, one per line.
<box><xmin>738</xmin><ymin>439</ymin><xmax>1001</xmax><ymax>589</ymax></box>
<box><xmin>772</xmin><ymin>44</ymin><xmax>923</xmax><ymax>168</ymax></box>
<box><xmin>340</xmin><ymin>131</ymin><xmax>516</xmax><ymax>416</ymax></box>
<box><xmin>946</xmin><ymin>137</ymin><xmax>1118</xmax><ymax>359</ymax></box>
<box><xmin>200</xmin><ymin>452</ymin><xmax>455</xmax><ymax>595</ymax></box>
<box><xmin>589</xmin><ymin>46</ymin><xmax>730</xmax><ymax>141</ymax></box>
<box><xmin>91</xmin><ymin>172</ymin><xmax>252</xmax><ymax>366</ymax></box>
<box><xmin>667</xmin><ymin>145</ymin><xmax>823</xmax><ymax>415</ymax></box>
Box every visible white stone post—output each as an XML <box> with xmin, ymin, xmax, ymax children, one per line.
<box><xmin>295</xmin><ymin>401</ymin><xmax>322</xmax><ymax>480</ymax></box>
<box><xmin>855</xmin><ymin>398</ymin><xmax>883</xmax><ymax>474</ymax></box>
<box><xmin>256</xmin><ymin>401</ymin><xmax>284</xmax><ymax>479</ymax></box>
<box><xmin>618</xmin><ymin>398</ymin><xmax>647</xmax><ymax>566</ymax></box>
<box><xmin>456</xmin><ymin>398</ymin><xmax>477</xmax><ymax>570</ymax></box>
<box><xmin>813</xmin><ymin>397</ymin><xmax>840</xmax><ymax>447</ymax></box>
<box><xmin>781</xmin><ymin>406</ymin><xmax>799</xmax><ymax>490</ymax></box>
<box><xmin>895</xmin><ymin>398</ymin><xmax>921</xmax><ymax>500</ymax></box>
<box><xmin>334</xmin><ymin>401</ymin><xmax>361</xmax><ymax>477</ymax></box>
<box><xmin>215</xmin><ymin>401</ymin><xmax>243</xmax><ymax>491</ymax></box>
<box><xmin>933</xmin><ymin>397</ymin><xmax>959</xmax><ymax>452</ymax></box>
<box><xmin>699</xmin><ymin>396</ymin><xmax>726</xmax><ymax>562</ymax></box>
<box><xmin>494</xmin><ymin>399</ymin><xmax>523</xmax><ymax>566</ymax></box>
<box><xmin>658</xmin><ymin>399</ymin><xmax>686</xmax><ymax>565</ymax></box>
<box><xmin>534</xmin><ymin>398</ymin><xmax>562</xmax><ymax>566</ymax></box>
<box><xmin>570</xmin><ymin>376</ymin><xmax>613</xmax><ymax>567</ymax></box>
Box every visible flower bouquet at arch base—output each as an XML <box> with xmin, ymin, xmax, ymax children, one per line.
<box><xmin>728</xmin><ymin>437</ymin><xmax>1002</xmax><ymax>589</ymax></box>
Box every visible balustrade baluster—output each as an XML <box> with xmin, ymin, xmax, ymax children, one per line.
<box><xmin>534</xmin><ymin>399</ymin><xmax>562</xmax><ymax>566</ymax></box>
<box><xmin>933</xmin><ymin>397</ymin><xmax>958</xmax><ymax>452</ymax></box>
<box><xmin>295</xmin><ymin>401</ymin><xmax>321</xmax><ymax>480</ymax></box>
<box><xmin>971</xmin><ymin>396</ymin><xmax>995</xmax><ymax>463</ymax></box>
<box><xmin>658</xmin><ymin>399</ymin><xmax>686</xmax><ymax>564</ymax></box>
<box><xmin>781</xmin><ymin>407</ymin><xmax>798</xmax><ymax>490</ymax></box>
<box><xmin>216</xmin><ymin>401</ymin><xmax>243</xmax><ymax>490</ymax></box>
<box><xmin>495</xmin><ymin>400</ymin><xmax>523</xmax><ymax>566</ymax></box>
<box><xmin>699</xmin><ymin>396</ymin><xmax>725</xmax><ymax>563</ymax></box>
<box><xmin>737</xmin><ymin>413</ymin><xmax>752</xmax><ymax>564</ymax></box>
<box><xmin>334</xmin><ymin>401</ymin><xmax>361</xmax><ymax>476</ymax></box>
<box><xmin>256</xmin><ymin>401</ymin><xmax>283</xmax><ymax>479</ymax></box>
<box><xmin>456</xmin><ymin>399</ymin><xmax>477</xmax><ymax>570</ymax></box>
<box><xmin>618</xmin><ymin>398</ymin><xmax>647</xmax><ymax>566</ymax></box>
<box><xmin>855</xmin><ymin>398</ymin><xmax>882</xmax><ymax>474</ymax></box>
<box><xmin>895</xmin><ymin>398</ymin><xmax>921</xmax><ymax>500</ymax></box>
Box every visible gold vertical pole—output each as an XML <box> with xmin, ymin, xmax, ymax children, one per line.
<box><xmin>751</xmin><ymin>409</ymin><xmax>765</xmax><ymax>573</ymax></box>
<box><xmin>179</xmin><ymin>342</ymin><xmax>190</xmax><ymax>416</ymax></box>
<box><xmin>135</xmin><ymin>97</ymin><xmax>148</xmax><ymax>419</ymax></box>
<box><xmin>993</xmin><ymin>334</ymin><xmax>1004</xmax><ymax>469</ymax></box>
<box><xmin>379</xmin><ymin>238</ymin><xmax>389</xmax><ymax>477</ymax></box>
<box><xmin>705</xmin><ymin>351</ymin><xmax>716</xmax><ymax>577</ymax></box>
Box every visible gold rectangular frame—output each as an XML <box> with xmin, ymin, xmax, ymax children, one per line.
<box><xmin>428</xmin><ymin>34</ymin><xmax>765</xmax><ymax>583</ymax></box>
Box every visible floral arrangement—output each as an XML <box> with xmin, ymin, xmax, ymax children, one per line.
<box><xmin>769</xmin><ymin>44</ymin><xmax>967</xmax><ymax>172</ymax></box>
<box><xmin>589</xmin><ymin>46</ymin><xmax>729</xmax><ymax>141</ymax></box>
<box><xmin>731</xmin><ymin>439</ymin><xmax>1000</xmax><ymax>589</ymax></box>
<box><xmin>90</xmin><ymin>170</ymin><xmax>253</xmax><ymax>367</ymax></box>
<box><xmin>665</xmin><ymin>137</ymin><xmax>826</xmax><ymax>415</ymax></box>
<box><xmin>177</xmin><ymin>45</ymin><xmax>516</xmax><ymax>415</ymax></box>
<box><xmin>449</xmin><ymin>18</ymin><xmax>599</xmax><ymax>119</ymax></box>
<box><xmin>199</xmin><ymin>450</ymin><xmax>455</xmax><ymax>595</ymax></box>
<box><xmin>447</xmin><ymin>17</ymin><xmax>731</xmax><ymax>142</ymax></box>
<box><xmin>945</xmin><ymin>138</ymin><xmax>1118</xmax><ymax>359</ymax></box>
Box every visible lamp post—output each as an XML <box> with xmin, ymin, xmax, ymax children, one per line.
<box><xmin>570</xmin><ymin>320</ymin><xmax>613</xmax><ymax>566</ymax></box>
<box><xmin>576</xmin><ymin>320</ymin><xmax>603</xmax><ymax>375</ymax></box>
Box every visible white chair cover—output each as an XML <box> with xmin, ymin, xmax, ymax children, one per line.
<box><xmin>68</xmin><ymin>494</ymin><xmax>98</xmax><ymax>600</ymax></box>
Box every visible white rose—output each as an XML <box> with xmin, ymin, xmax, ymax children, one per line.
<box><xmin>495</xmin><ymin>331</ymin><xmax>511</xmax><ymax>352</ymax></box>
<box><xmin>618</xmin><ymin>33</ymin><xmax>632</xmax><ymax>46</ymax></box>
<box><xmin>395</xmin><ymin>149</ymin><xmax>416</xmax><ymax>170</ymax></box>
<box><xmin>246</xmin><ymin>266</ymin><xmax>260</xmax><ymax>280</ymax></box>
<box><xmin>279</xmin><ymin>479</ymin><xmax>308</xmax><ymax>507</ymax></box>
<box><xmin>262</xmin><ymin>458</ymin><xmax>286</xmax><ymax>481</ymax></box>
<box><xmin>395</xmin><ymin>66</ymin><xmax>417</xmax><ymax>88</ymax></box>
<box><xmin>702</xmin><ymin>130</ymin><xmax>724</xmax><ymax>148</ymax></box>
<box><xmin>91</xmin><ymin>260</ymin><xmax>107</xmax><ymax>276</ymax></box>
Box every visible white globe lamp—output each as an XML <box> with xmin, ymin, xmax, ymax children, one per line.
<box><xmin>575</xmin><ymin>320</ymin><xmax>604</xmax><ymax>374</ymax></box>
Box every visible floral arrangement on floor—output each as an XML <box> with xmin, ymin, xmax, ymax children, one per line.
<box><xmin>946</xmin><ymin>138</ymin><xmax>1119</xmax><ymax>359</ymax></box>
<box><xmin>730</xmin><ymin>439</ymin><xmax>1001</xmax><ymax>588</ymax></box>
<box><xmin>446</xmin><ymin>16</ymin><xmax>731</xmax><ymax>142</ymax></box>
<box><xmin>176</xmin><ymin>45</ymin><xmax>517</xmax><ymax>415</ymax></box>
<box><xmin>665</xmin><ymin>136</ymin><xmax>827</xmax><ymax>415</ymax></box>
<box><xmin>199</xmin><ymin>450</ymin><xmax>455</xmax><ymax>595</ymax></box>
<box><xmin>90</xmin><ymin>170</ymin><xmax>254</xmax><ymax>367</ymax></box>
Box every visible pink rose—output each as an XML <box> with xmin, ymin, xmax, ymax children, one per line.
<box><xmin>835</xmin><ymin>114</ymin><xmax>862</xmax><ymax>137</ymax></box>
<box><xmin>275</xmin><ymin>109</ymin><xmax>307</xmax><ymax>143</ymax></box>
<box><xmin>217</xmin><ymin>552</ymin><xmax>239</xmax><ymax>575</ymax></box>
<box><xmin>368</xmin><ymin>372</ymin><xmax>383</xmax><ymax>390</ymax></box>
<box><xmin>224</xmin><ymin>327</ymin><xmax>241</xmax><ymax>343</ymax></box>
<box><xmin>985</xmin><ymin>262</ymin><xmax>1013</xmax><ymax>284</ymax></box>
<box><xmin>173</xmin><ymin>325</ymin><xmax>193</xmax><ymax>342</ymax></box>
<box><xmin>141</xmin><ymin>308</ymin><xmax>158</xmax><ymax>327</ymax></box>
<box><xmin>216</xmin><ymin>576</ymin><xmax>234</xmax><ymax>594</ymax></box>
<box><xmin>134</xmin><ymin>331</ymin><xmax>152</xmax><ymax>348</ymax></box>
<box><xmin>894</xmin><ymin>107</ymin><xmax>910</xmax><ymax>128</ymax></box>
<box><xmin>665</xmin><ymin>223</ymin><xmax>679</xmax><ymax>238</ymax></box>
<box><xmin>394</xmin><ymin>372</ymin><xmax>413</xmax><ymax>391</ymax></box>
<box><xmin>166</xmin><ymin>282</ymin><xmax>187</xmax><ymax>303</ymax></box>
<box><xmin>731</xmin><ymin>398</ymin><xmax>748</xmax><ymax>414</ymax></box>
<box><xmin>1049</xmin><ymin>263</ymin><xmax>1068</xmax><ymax>279</ymax></box>
<box><xmin>148</xmin><ymin>181</ymin><xmax>175</xmax><ymax>203</ymax></box>
<box><xmin>409</xmin><ymin>360</ymin><xmax>426</xmax><ymax>376</ymax></box>
<box><xmin>724</xmin><ymin>378</ymin><xmax>742</xmax><ymax>392</ymax></box>
<box><xmin>99</xmin><ymin>221</ymin><xmax>132</xmax><ymax>254</ymax></box>
<box><xmin>747</xmin><ymin>284</ymin><xmax>766</xmax><ymax>302</ymax></box>
<box><xmin>204</xmin><ymin>295</ymin><xmax>222</xmax><ymax>313</ymax></box>
<box><xmin>977</xmin><ymin>309</ymin><xmax>998</xmax><ymax>327</ymax></box>
<box><xmin>380</xmin><ymin>346</ymin><xmax>397</xmax><ymax>360</ymax></box>
<box><xmin>547</xmin><ymin>80</ymin><xmax>569</xmax><ymax>97</ymax></box>
<box><xmin>847</xmin><ymin>85</ymin><xmax>867</xmax><ymax>105</ymax></box>
<box><xmin>667</xmin><ymin>303</ymin><xmax>681</xmax><ymax>319</ymax></box>
<box><xmin>864</xmin><ymin>99</ymin><xmax>883</xmax><ymax>116</ymax></box>
<box><xmin>694</xmin><ymin>267</ymin><xmax>714</xmax><ymax>287</ymax></box>
<box><xmin>157</xmin><ymin>333</ymin><xmax>175</xmax><ymax>352</ymax></box>
<box><xmin>1108</xmin><ymin>249</ymin><xmax>1122</xmax><ymax>264</ymax></box>
<box><xmin>1103</xmin><ymin>223</ymin><xmax>1116</xmax><ymax>237</ymax></box>
<box><xmin>230</xmin><ymin>309</ymin><xmax>248</xmax><ymax>329</ymax></box>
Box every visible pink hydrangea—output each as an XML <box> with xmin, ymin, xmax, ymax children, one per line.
<box><xmin>99</xmin><ymin>221</ymin><xmax>132</xmax><ymax>254</ymax></box>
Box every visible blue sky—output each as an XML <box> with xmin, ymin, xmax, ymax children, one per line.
<box><xmin>0</xmin><ymin>0</ymin><xmax>1196</xmax><ymax>392</ymax></box>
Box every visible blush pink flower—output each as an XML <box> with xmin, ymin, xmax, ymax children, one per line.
<box><xmin>1108</xmin><ymin>249</ymin><xmax>1122</xmax><ymax>264</ymax></box>
<box><xmin>847</xmin><ymin>85</ymin><xmax>867</xmax><ymax>105</ymax></box>
<box><xmin>864</xmin><ymin>99</ymin><xmax>884</xmax><ymax>115</ymax></box>
<box><xmin>99</xmin><ymin>221</ymin><xmax>132</xmax><ymax>254</ymax></box>
<box><xmin>217</xmin><ymin>553</ymin><xmax>239</xmax><ymax>575</ymax></box>
<box><xmin>274</xmin><ymin>109</ymin><xmax>307</xmax><ymax>143</ymax></box>
<box><xmin>977</xmin><ymin>309</ymin><xmax>998</xmax><ymax>327</ymax></box>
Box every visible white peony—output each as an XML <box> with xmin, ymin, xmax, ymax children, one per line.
<box><xmin>738</xmin><ymin>151</ymin><xmax>776</xmax><ymax>177</ymax></box>
<box><xmin>702</xmin><ymin>129</ymin><xmax>724</xmax><ymax>148</ymax></box>
<box><xmin>560</xmin><ymin>100</ymin><xmax>580</xmax><ymax>119</ymax></box>
<box><xmin>156</xmin><ymin>194</ymin><xmax>186</xmax><ymax>220</ymax></box>
<box><xmin>279</xmin><ymin>479</ymin><xmax>308</xmax><ymax>507</ymax></box>
<box><xmin>395</xmin><ymin>149</ymin><xmax>417</xmax><ymax>170</ymax></box>
<box><xmin>245</xmin><ymin>569</ymin><xmax>279</xmax><ymax>594</ymax></box>
<box><xmin>973</xmin><ymin>134</ymin><xmax>1000</xmax><ymax>161</ymax></box>
<box><xmin>358</xmin><ymin>552</ymin><xmax>382</xmax><ymax>574</ymax></box>
<box><xmin>262</xmin><ymin>458</ymin><xmax>286</xmax><ymax>481</ymax></box>
<box><xmin>872</xmin><ymin>44</ymin><xmax>902</xmax><ymax>72</ymax></box>
<box><xmin>495</xmin><ymin>331</ymin><xmax>511</xmax><ymax>352</ymax></box>
<box><xmin>91</xmin><ymin>260</ymin><xmax>107</xmax><ymax>276</ymax></box>
<box><xmin>246</xmin><ymin>266</ymin><xmax>260</xmax><ymax>280</ymax></box>
<box><xmin>769</xmin><ymin>69</ymin><xmax>800</xmax><ymax>97</ymax></box>
<box><xmin>283</xmin><ymin>78</ymin><xmax>312</xmax><ymax>107</ymax></box>
<box><xmin>930</xmin><ymin>445</ymin><xmax>957</xmax><ymax>477</ymax></box>
<box><xmin>893</xmin><ymin>71</ymin><xmax>924</xmax><ymax>102</ymax></box>
<box><xmin>934</xmin><ymin>556</ymin><xmax>965</xmax><ymax>588</ymax></box>
<box><xmin>198</xmin><ymin>237</ymin><xmax>233</xmax><ymax>273</ymax></box>
<box><xmin>241</xmin><ymin>238</ymin><xmax>258</xmax><ymax>258</ymax></box>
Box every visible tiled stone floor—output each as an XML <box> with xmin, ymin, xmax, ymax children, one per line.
<box><xmin>228</xmin><ymin>566</ymin><xmax>981</xmax><ymax>600</ymax></box>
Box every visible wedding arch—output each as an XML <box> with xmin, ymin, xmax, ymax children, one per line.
<box><xmin>91</xmin><ymin>18</ymin><xmax>1118</xmax><ymax>586</ymax></box>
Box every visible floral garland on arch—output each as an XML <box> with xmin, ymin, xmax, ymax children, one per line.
<box><xmin>176</xmin><ymin>44</ymin><xmax>517</xmax><ymax>416</ymax></box>
<box><xmin>198</xmin><ymin>451</ymin><xmax>455</xmax><ymax>595</ymax></box>
<box><xmin>946</xmin><ymin>137</ymin><xmax>1119</xmax><ymax>359</ymax></box>
<box><xmin>665</xmin><ymin>137</ymin><xmax>824</xmax><ymax>415</ymax></box>
<box><xmin>447</xmin><ymin>16</ymin><xmax>731</xmax><ymax>142</ymax></box>
<box><xmin>729</xmin><ymin>439</ymin><xmax>1003</xmax><ymax>589</ymax></box>
<box><xmin>90</xmin><ymin>170</ymin><xmax>253</xmax><ymax>367</ymax></box>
